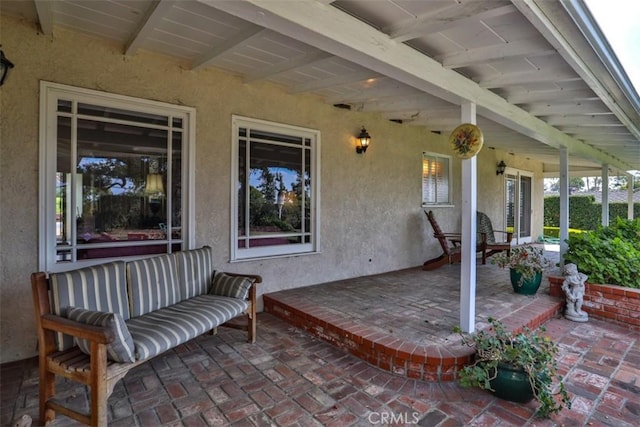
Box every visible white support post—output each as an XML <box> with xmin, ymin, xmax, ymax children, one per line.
<box><xmin>601</xmin><ymin>165</ymin><xmax>609</xmax><ymax>226</ymax></box>
<box><xmin>629</xmin><ymin>173</ymin><xmax>635</xmax><ymax>220</ymax></box>
<box><xmin>460</xmin><ymin>102</ymin><xmax>477</xmax><ymax>333</ymax></box>
<box><xmin>559</xmin><ymin>148</ymin><xmax>569</xmax><ymax>267</ymax></box>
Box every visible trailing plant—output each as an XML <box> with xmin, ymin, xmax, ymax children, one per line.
<box><xmin>454</xmin><ymin>317</ymin><xmax>571</xmax><ymax>418</ymax></box>
<box><xmin>564</xmin><ymin>217</ymin><xmax>640</xmax><ymax>288</ymax></box>
<box><xmin>490</xmin><ymin>245</ymin><xmax>552</xmax><ymax>284</ymax></box>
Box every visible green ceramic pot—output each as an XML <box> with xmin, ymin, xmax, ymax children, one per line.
<box><xmin>490</xmin><ymin>363</ymin><xmax>534</xmax><ymax>403</ymax></box>
<box><xmin>509</xmin><ymin>269</ymin><xmax>542</xmax><ymax>295</ymax></box>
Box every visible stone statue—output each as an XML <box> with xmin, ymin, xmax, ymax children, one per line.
<box><xmin>561</xmin><ymin>263</ymin><xmax>589</xmax><ymax>322</ymax></box>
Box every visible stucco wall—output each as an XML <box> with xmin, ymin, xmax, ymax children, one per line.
<box><xmin>0</xmin><ymin>16</ymin><xmax>544</xmax><ymax>363</ymax></box>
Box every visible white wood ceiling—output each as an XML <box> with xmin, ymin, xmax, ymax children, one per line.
<box><xmin>3</xmin><ymin>0</ymin><xmax>639</xmax><ymax>173</ymax></box>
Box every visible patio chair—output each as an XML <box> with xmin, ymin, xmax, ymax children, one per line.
<box><xmin>477</xmin><ymin>211</ymin><xmax>513</xmax><ymax>264</ymax></box>
<box><xmin>423</xmin><ymin>210</ymin><xmax>486</xmax><ymax>270</ymax></box>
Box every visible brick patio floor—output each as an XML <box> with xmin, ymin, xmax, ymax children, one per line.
<box><xmin>2</xmin><ymin>249</ymin><xmax>639</xmax><ymax>426</ymax></box>
<box><xmin>3</xmin><ymin>316</ymin><xmax>639</xmax><ymax>426</ymax></box>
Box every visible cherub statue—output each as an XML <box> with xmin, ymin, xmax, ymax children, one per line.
<box><xmin>561</xmin><ymin>263</ymin><xmax>589</xmax><ymax>322</ymax></box>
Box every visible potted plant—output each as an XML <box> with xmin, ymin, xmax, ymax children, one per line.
<box><xmin>454</xmin><ymin>317</ymin><xmax>571</xmax><ymax>418</ymax></box>
<box><xmin>491</xmin><ymin>244</ymin><xmax>552</xmax><ymax>294</ymax></box>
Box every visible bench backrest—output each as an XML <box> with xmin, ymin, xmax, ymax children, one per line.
<box><xmin>50</xmin><ymin>261</ymin><xmax>129</xmax><ymax>351</ymax></box>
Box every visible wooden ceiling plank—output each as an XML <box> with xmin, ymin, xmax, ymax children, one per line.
<box><xmin>191</xmin><ymin>25</ymin><xmax>265</xmax><ymax>70</ymax></box>
<box><xmin>291</xmin><ymin>69</ymin><xmax>379</xmax><ymax>93</ymax></box>
<box><xmin>526</xmin><ymin>100</ymin><xmax>610</xmax><ymax>116</ymax></box>
<box><xmin>440</xmin><ymin>39</ymin><xmax>555</xmax><ymax>69</ymax></box>
<box><xmin>245</xmin><ymin>50</ymin><xmax>333</xmax><ymax>82</ymax></box>
<box><xmin>506</xmin><ymin>88</ymin><xmax>598</xmax><ymax>103</ymax></box>
<box><xmin>478</xmin><ymin>70</ymin><xmax>579</xmax><ymax>88</ymax></box>
<box><xmin>387</xmin><ymin>3</ymin><xmax>516</xmax><ymax>43</ymax></box>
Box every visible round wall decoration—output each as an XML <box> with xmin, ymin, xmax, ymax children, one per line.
<box><xmin>449</xmin><ymin>123</ymin><xmax>484</xmax><ymax>159</ymax></box>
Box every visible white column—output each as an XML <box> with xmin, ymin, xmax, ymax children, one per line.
<box><xmin>628</xmin><ymin>173</ymin><xmax>634</xmax><ymax>220</ymax></box>
<box><xmin>601</xmin><ymin>165</ymin><xmax>609</xmax><ymax>226</ymax></box>
<box><xmin>559</xmin><ymin>148</ymin><xmax>569</xmax><ymax>266</ymax></box>
<box><xmin>460</xmin><ymin>102</ymin><xmax>477</xmax><ymax>333</ymax></box>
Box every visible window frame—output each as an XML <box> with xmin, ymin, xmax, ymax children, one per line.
<box><xmin>230</xmin><ymin>115</ymin><xmax>321</xmax><ymax>261</ymax></box>
<box><xmin>421</xmin><ymin>151</ymin><xmax>453</xmax><ymax>207</ymax></box>
<box><xmin>39</xmin><ymin>81</ymin><xmax>196</xmax><ymax>272</ymax></box>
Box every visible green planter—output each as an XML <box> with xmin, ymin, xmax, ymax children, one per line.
<box><xmin>509</xmin><ymin>269</ymin><xmax>542</xmax><ymax>295</ymax></box>
<box><xmin>490</xmin><ymin>363</ymin><xmax>534</xmax><ymax>403</ymax></box>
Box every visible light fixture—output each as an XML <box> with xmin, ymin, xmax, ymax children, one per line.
<box><xmin>0</xmin><ymin>50</ymin><xmax>14</xmax><ymax>86</ymax></box>
<box><xmin>496</xmin><ymin>160</ymin><xmax>506</xmax><ymax>175</ymax></box>
<box><xmin>356</xmin><ymin>126</ymin><xmax>370</xmax><ymax>154</ymax></box>
<box><xmin>145</xmin><ymin>173</ymin><xmax>164</xmax><ymax>195</ymax></box>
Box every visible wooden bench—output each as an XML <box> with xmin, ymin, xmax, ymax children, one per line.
<box><xmin>31</xmin><ymin>246</ymin><xmax>261</xmax><ymax>426</ymax></box>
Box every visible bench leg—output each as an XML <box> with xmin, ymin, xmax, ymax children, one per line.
<box><xmin>39</xmin><ymin>362</ymin><xmax>56</xmax><ymax>424</ymax></box>
<box><xmin>90</xmin><ymin>343</ymin><xmax>109</xmax><ymax>426</ymax></box>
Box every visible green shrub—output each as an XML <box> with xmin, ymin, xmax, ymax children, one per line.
<box><xmin>564</xmin><ymin>218</ymin><xmax>640</xmax><ymax>288</ymax></box>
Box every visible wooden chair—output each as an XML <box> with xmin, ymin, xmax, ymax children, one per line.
<box><xmin>423</xmin><ymin>210</ymin><xmax>485</xmax><ymax>270</ymax></box>
<box><xmin>477</xmin><ymin>211</ymin><xmax>513</xmax><ymax>264</ymax></box>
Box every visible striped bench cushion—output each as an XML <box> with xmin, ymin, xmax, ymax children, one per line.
<box><xmin>127</xmin><ymin>254</ymin><xmax>180</xmax><ymax>317</ymax></box>
<box><xmin>50</xmin><ymin>261</ymin><xmax>129</xmax><ymax>351</ymax></box>
<box><xmin>210</xmin><ymin>272</ymin><xmax>252</xmax><ymax>300</ymax></box>
<box><xmin>174</xmin><ymin>246</ymin><xmax>214</xmax><ymax>300</ymax></box>
<box><xmin>126</xmin><ymin>295</ymin><xmax>249</xmax><ymax>360</ymax></box>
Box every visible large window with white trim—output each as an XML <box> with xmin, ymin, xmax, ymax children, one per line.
<box><xmin>40</xmin><ymin>82</ymin><xmax>195</xmax><ymax>272</ymax></box>
<box><xmin>422</xmin><ymin>151</ymin><xmax>452</xmax><ymax>206</ymax></box>
<box><xmin>231</xmin><ymin>116</ymin><xmax>320</xmax><ymax>260</ymax></box>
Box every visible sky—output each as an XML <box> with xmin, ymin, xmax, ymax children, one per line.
<box><xmin>583</xmin><ymin>0</ymin><xmax>640</xmax><ymax>95</ymax></box>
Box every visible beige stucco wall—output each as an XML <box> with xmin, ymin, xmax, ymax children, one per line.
<box><xmin>0</xmin><ymin>16</ymin><xmax>545</xmax><ymax>363</ymax></box>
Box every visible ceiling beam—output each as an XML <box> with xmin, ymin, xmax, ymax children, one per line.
<box><xmin>34</xmin><ymin>0</ymin><xmax>54</xmax><ymax>36</ymax></box>
<box><xmin>191</xmin><ymin>25</ymin><xmax>265</xmax><ymax>70</ymax></box>
<box><xmin>525</xmin><ymin>100</ymin><xmax>610</xmax><ymax>116</ymax></box>
<box><xmin>125</xmin><ymin>0</ymin><xmax>176</xmax><ymax>56</ymax></box>
<box><xmin>200</xmin><ymin>0</ymin><xmax>634</xmax><ymax>171</ymax></box>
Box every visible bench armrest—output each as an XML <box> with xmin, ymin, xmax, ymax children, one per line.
<box><xmin>40</xmin><ymin>313</ymin><xmax>115</xmax><ymax>345</ymax></box>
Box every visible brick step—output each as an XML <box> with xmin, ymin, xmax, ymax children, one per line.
<box><xmin>264</xmin><ymin>292</ymin><xmax>562</xmax><ymax>382</ymax></box>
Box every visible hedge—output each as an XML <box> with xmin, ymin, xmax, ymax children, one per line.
<box><xmin>544</xmin><ymin>195</ymin><xmax>640</xmax><ymax>231</ymax></box>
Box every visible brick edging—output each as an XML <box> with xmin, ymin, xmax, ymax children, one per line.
<box><xmin>263</xmin><ymin>293</ymin><xmax>561</xmax><ymax>382</ymax></box>
<box><xmin>548</xmin><ymin>277</ymin><xmax>640</xmax><ymax>330</ymax></box>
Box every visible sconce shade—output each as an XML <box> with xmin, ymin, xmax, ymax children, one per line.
<box><xmin>496</xmin><ymin>160</ymin><xmax>507</xmax><ymax>175</ymax></box>
<box><xmin>0</xmin><ymin>50</ymin><xmax>14</xmax><ymax>86</ymax></box>
<box><xmin>145</xmin><ymin>173</ymin><xmax>164</xmax><ymax>195</ymax></box>
<box><xmin>356</xmin><ymin>126</ymin><xmax>371</xmax><ymax>154</ymax></box>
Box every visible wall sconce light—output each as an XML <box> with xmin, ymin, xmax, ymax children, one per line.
<box><xmin>496</xmin><ymin>160</ymin><xmax>506</xmax><ymax>175</ymax></box>
<box><xmin>356</xmin><ymin>126</ymin><xmax>370</xmax><ymax>154</ymax></box>
<box><xmin>0</xmin><ymin>50</ymin><xmax>14</xmax><ymax>86</ymax></box>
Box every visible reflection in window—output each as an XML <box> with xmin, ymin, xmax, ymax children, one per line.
<box><xmin>232</xmin><ymin>116</ymin><xmax>319</xmax><ymax>260</ymax></box>
<box><xmin>42</xmin><ymin>83</ymin><xmax>193</xmax><ymax>270</ymax></box>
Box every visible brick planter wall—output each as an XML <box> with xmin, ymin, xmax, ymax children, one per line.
<box><xmin>549</xmin><ymin>277</ymin><xmax>640</xmax><ymax>330</ymax></box>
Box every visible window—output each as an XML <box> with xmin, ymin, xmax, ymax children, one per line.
<box><xmin>422</xmin><ymin>152</ymin><xmax>452</xmax><ymax>206</ymax></box>
<box><xmin>231</xmin><ymin>116</ymin><xmax>320</xmax><ymax>260</ymax></box>
<box><xmin>40</xmin><ymin>82</ymin><xmax>195</xmax><ymax>272</ymax></box>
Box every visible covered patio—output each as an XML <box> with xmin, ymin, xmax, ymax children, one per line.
<box><xmin>3</xmin><ymin>251</ymin><xmax>639</xmax><ymax>425</ymax></box>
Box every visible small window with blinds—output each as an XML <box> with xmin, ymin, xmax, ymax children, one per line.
<box><xmin>422</xmin><ymin>152</ymin><xmax>452</xmax><ymax>206</ymax></box>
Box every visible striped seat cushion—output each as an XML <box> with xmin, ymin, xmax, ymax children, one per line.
<box><xmin>126</xmin><ymin>295</ymin><xmax>249</xmax><ymax>360</ymax></box>
<box><xmin>174</xmin><ymin>246</ymin><xmax>214</xmax><ymax>300</ymax></box>
<box><xmin>127</xmin><ymin>254</ymin><xmax>180</xmax><ymax>317</ymax></box>
<box><xmin>50</xmin><ymin>261</ymin><xmax>129</xmax><ymax>351</ymax></box>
